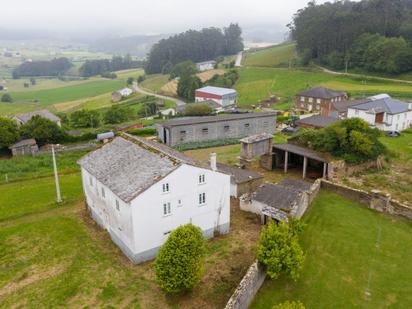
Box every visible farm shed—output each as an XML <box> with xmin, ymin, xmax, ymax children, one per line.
<box><xmin>195</xmin><ymin>86</ymin><xmax>237</xmax><ymax>107</ymax></box>
<box><xmin>240</xmin><ymin>133</ymin><xmax>273</xmax><ymax>160</ymax></box>
<box><xmin>13</xmin><ymin>109</ymin><xmax>61</xmax><ymax>127</ymax></box>
<box><xmin>216</xmin><ymin>163</ymin><xmax>263</xmax><ymax>198</ymax></box>
<box><xmin>9</xmin><ymin>139</ymin><xmax>39</xmax><ymax>156</ymax></box>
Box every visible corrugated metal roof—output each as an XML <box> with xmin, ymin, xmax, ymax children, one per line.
<box><xmin>196</xmin><ymin>86</ymin><xmax>237</xmax><ymax>96</ymax></box>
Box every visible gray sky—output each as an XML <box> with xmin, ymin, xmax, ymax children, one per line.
<box><xmin>2</xmin><ymin>0</ymin><xmax>331</xmax><ymax>35</ymax></box>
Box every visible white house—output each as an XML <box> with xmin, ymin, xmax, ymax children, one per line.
<box><xmin>78</xmin><ymin>134</ymin><xmax>230</xmax><ymax>263</ymax></box>
<box><xmin>196</xmin><ymin>60</ymin><xmax>216</xmax><ymax>72</ymax></box>
<box><xmin>347</xmin><ymin>94</ymin><xmax>412</xmax><ymax>132</ymax></box>
<box><xmin>195</xmin><ymin>86</ymin><xmax>237</xmax><ymax>107</ymax></box>
<box><xmin>118</xmin><ymin>87</ymin><xmax>133</xmax><ymax>97</ymax></box>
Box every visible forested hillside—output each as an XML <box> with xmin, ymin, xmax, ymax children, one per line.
<box><xmin>290</xmin><ymin>0</ymin><xmax>412</xmax><ymax>74</ymax></box>
<box><xmin>145</xmin><ymin>24</ymin><xmax>243</xmax><ymax>74</ymax></box>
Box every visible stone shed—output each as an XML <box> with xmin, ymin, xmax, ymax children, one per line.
<box><xmin>9</xmin><ymin>139</ymin><xmax>39</xmax><ymax>156</ymax></box>
<box><xmin>240</xmin><ymin>133</ymin><xmax>273</xmax><ymax>161</ymax></box>
<box><xmin>216</xmin><ymin>163</ymin><xmax>263</xmax><ymax>198</ymax></box>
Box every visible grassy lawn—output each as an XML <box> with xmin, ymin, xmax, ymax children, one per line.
<box><xmin>235</xmin><ymin>67</ymin><xmax>412</xmax><ymax>108</ymax></box>
<box><xmin>140</xmin><ymin>74</ymin><xmax>170</xmax><ymax>93</ymax></box>
<box><xmin>252</xmin><ymin>191</ymin><xmax>412</xmax><ymax>308</ymax></box>
<box><xmin>243</xmin><ymin>43</ymin><xmax>297</xmax><ymax>68</ymax></box>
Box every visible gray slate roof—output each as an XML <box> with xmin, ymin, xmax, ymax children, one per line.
<box><xmin>297</xmin><ymin>87</ymin><xmax>346</xmax><ymax>99</ymax></box>
<box><xmin>216</xmin><ymin>163</ymin><xmax>263</xmax><ymax>184</ymax></box>
<box><xmin>196</xmin><ymin>86</ymin><xmax>237</xmax><ymax>96</ymax></box>
<box><xmin>273</xmin><ymin>143</ymin><xmax>329</xmax><ymax>163</ymax></box>
<box><xmin>161</xmin><ymin>112</ymin><xmax>277</xmax><ymax>128</ymax></box>
<box><xmin>350</xmin><ymin>97</ymin><xmax>411</xmax><ymax>114</ymax></box>
<box><xmin>78</xmin><ymin>137</ymin><xmax>184</xmax><ymax>203</ymax></box>
<box><xmin>331</xmin><ymin>99</ymin><xmax>369</xmax><ymax>113</ymax></box>
<box><xmin>9</xmin><ymin>138</ymin><xmax>37</xmax><ymax>149</ymax></box>
<box><xmin>253</xmin><ymin>183</ymin><xmax>302</xmax><ymax>212</ymax></box>
<box><xmin>240</xmin><ymin>133</ymin><xmax>273</xmax><ymax>144</ymax></box>
<box><xmin>297</xmin><ymin>115</ymin><xmax>339</xmax><ymax>128</ymax></box>
<box><xmin>14</xmin><ymin>109</ymin><xmax>60</xmax><ymax>123</ymax></box>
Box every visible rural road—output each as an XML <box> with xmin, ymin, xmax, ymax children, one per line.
<box><xmin>133</xmin><ymin>82</ymin><xmax>186</xmax><ymax>106</ymax></box>
<box><xmin>235</xmin><ymin>51</ymin><xmax>243</xmax><ymax>67</ymax></box>
<box><xmin>318</xmin><ymin>66</ymin><xmax>412</xmax><ymax>85</ymax></box>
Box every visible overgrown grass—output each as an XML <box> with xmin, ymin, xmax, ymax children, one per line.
<box><xmin>252</xmin><ymin>191</ymin><xmax>412</xmax><ymax>308</ymax></box>
<box><xmin>175</xmin><ymin>138</ymin><xmax>241</xmax><ymax>152</ymax></box>
<box><xmin>243</xmin><ymin>43</ymin><xmax>297</xmax><ymax>68</ymax></box>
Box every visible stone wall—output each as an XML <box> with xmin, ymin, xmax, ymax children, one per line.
<box><xmin>328</xmin><ymin>156</ymin><xmax>385</xmax><ymax>181</ymax></box>
<box><xmin>225</xmin><ymin>261</ymin><xmax>267</xmax><ymax>309</ymax></box>
<box><xmin>321</xmin><ymin>180</ymin><xmax>412</xmax><ymax>220</ymax></box>
<box><xmin>291</xmin><ymin>179</ymin><xmax>321</xmax><ymax>219</ymax></box>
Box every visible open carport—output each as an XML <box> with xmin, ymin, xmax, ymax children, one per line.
<box><xmin>272</xmin><ymin>143</ymin><xmax>330</xmax><ymax>179</ymax></box>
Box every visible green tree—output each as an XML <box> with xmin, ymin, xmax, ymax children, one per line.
<box><xmin>20</xmin><ymin>115</ymin><xmax>64</xmax><ymax>145</ymax></box>
<box><xmin>155</xmin><ymin>224</ymin><xmax>206</xmax><ymax>294</ymax></box>
<box><xmin>0</xmin><ymin>117</ymin><xmax>20</xmax><ymax>149</ymax></box>
<box><xmin>30</xmin><ymin>78</ymin><xmax>36</xmax><ymax>85</ymax></box>
<box><xmin>256</xmin><ymin>219</ymin><xmax>305</xmax><ymax>281</ymax></box>
<box><xmin>70</xmin><ymin>109</ymin><xmax>101</xmax><ymax>128</ymax></box>
<box><xmin>273</xmin><ymin>300</ymin><xmax>305</xmax><ymax>309</ymax></box>
<box><xmin>177</xmin><ymin>75</ymin><xmax>202</xmax><ymax>101</ymax></box>
<box><xmin>104</xmin><ymin>106</ymin><xmax>131</xmax><ymax>124</ymax></box>
<box><xmin>170</xmin><ymin>61</ymin><xmax>197</xmax><ymax>79</ymax></box>
<box><xmin>127</xmin><ymin>77</ymin><xmax>134</xmax><ymax>85</ymax></box>
<box><xmin>1</xmin><ymin>93</ymin><xmax>13</xmax><ymax>103</ymax></box>
<box><xmin>184</xmin><ymin>103</ymin><xmax>213</xmax><ymax>116</ymax></box>
<box><xmin>137</xmin><ymin>75</ymin><xmax>146</xmax><ymax>83</ymax></box>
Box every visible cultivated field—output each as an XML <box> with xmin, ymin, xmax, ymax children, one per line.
<box><xmin>243</xmin><ymin>43</ymin><xmax>297</xmax><ymax>68</ymax></box>
<box><xmin>252</xmin><ymin>190</ymin><xmax>412</xmax><ymax>308</ymax></box>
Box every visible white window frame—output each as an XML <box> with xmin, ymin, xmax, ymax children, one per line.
<box><xmin>163</xmin><ymin>202</ymin><xmax>171</xmax><ymax>216</ymax></box>
<box><xmin>300</xmin><ymin>96</ymin><xmax>305</xmax><ymax>102</ymax></box>
<box><xmin>198</xmin><ymin>193</ymin><xmax>206</xmax><ymax>206</ymax></box>
<box><xmin>199</xmin><ymin>174</ymin><xmax>206</xmax><ymax>184</ymax></box>
<box><xmin>316</xmin><ymin>98</ymin><xmax>321</xmax><ymax>104</ymax></box>
<box><xmin>308</xmin><ymin>97</ymin><xmax>313</xmax><ymax>103</ymax></box>
<box><xmin>177</xmin><ymin>199</ymin><xmax>183</xmax><ymax>207</ymax></box>
<box><xmin>162</xmin><ymin>183</ymin><xmax>170</xmax><ymax>193</ymax></box>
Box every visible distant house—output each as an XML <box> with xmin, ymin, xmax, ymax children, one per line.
<box><xmin>195</xmin><ymin>86</ymin><xmax>237</xmax><ymax>107</ymax></box>
<box><xmin>322</xmin><ymin>99</ymin><xmax>368</xmax><ymax>119</ymax></box>
<box><xmin>296</xmin><ymin>87</ymin><xmax>347</xmax><ymax>113</ymax></box>
<box><xmin>347</xmin><ymin>94</ymin><xmax>412</xmax><ymax>132</ymax></box>
<box><xmin>112</xmin><ymin>87</ymin><xmax>133</xmax><ymax>102</ymax></box>
<box><xmin>156</xmin><ymin>112</ymin><xmax>277</xmax><ymax>147</ymax></box>
<box><xmin>77</xmin><ymin>135</ymin><xmax>230</xmax><ymax>263</ymax></box>
<box><xmin>196</xmin><ymin>60</ymin><xmax>216</xmax><ymax>72</ymax></box>
<box><xmin>9</xmin><ymin>139</ymin><xmax>39</xmax><ymax>156</ymax></box>
<box><xmin>296</xmin><ymin>114</ymin><xmax>339</xmax><ymax>129</ymax></box>
<box><xmin>13</xmin><ymin>109</ymin><xmax>61</xmax><ymax>127</ymax></box>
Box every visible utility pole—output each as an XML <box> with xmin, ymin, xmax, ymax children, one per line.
<box><xmin>52</xmin><ymin>145</ymin><xmax>62</xmax><ymax>203</ymax></box>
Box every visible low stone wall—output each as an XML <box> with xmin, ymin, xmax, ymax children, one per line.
<box><xmin>225</xmin><ymin>261</ymin><xmax>266</xmax><ymax>309</ymax></box>
<box><xmin>328</xmin><ymin>156</ymin><xmax>385</xmax><ymax>181</ymax></box>
<box><xmin>291</xmin><ymin>179</ymin><xmax>321</xmax><ymax>219</ymax></box>
<box><xmin>321</xmin><ymin>180</ymin><xmax>412</xmax><ymax>220</ymax></box>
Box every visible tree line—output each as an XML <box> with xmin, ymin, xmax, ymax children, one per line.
<box><xmin>79</xmin><ymin>55</ymin><xmax>144</xmax><ymax>77</ymax></box>
<box><xmin>145</xmin><ymin>24</ymin><xmax>243</xmax><ymax>74</ymax></box>
<box><xmin>12</xmin><ymin>58</ymin><xmax>73</xmax><ymax>79</ymax></box>
<box><xmin>290</xmin><ymin>0</ymin><xmax>412</xmax><ymax>74</ymax></box>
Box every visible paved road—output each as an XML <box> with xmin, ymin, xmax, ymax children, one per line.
<box><xmin>133</xmin><ymin>82</ymin><xmax>186</xmax><ymax>106</ymax></box>
<box><xmin>318</xmin><ymin>66</ymin><xmax>412</xmax><ymax>85</ymax></box>
<box><xmin>235</xmin><ymin>51</ymin><xmax>243</xmax><ymax>67</ymax></box>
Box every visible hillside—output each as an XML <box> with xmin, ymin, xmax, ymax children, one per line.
<box><xmin>243</xmin><ymin>43</ymin><xmax>297</xmax><ymax>67</ymax></box>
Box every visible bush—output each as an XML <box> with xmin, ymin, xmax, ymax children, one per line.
<box><xmin>0</xmin><ymin>117</ymin><xmax>20</xmax><ymax>148</ymax></box>
<box><xmin>155</xmin><ymin>224</ymin><xmax>206</xmax><ymax>294</ymax></box>
<box><xmin>184</xmin><ymin>103</ymin><xmax>213</xmax><ymax>116</ymax></box>
<box><xmin>273</xmin><ymin>301</ymin><xmax>305</xmax><ymax>309</ymax></box>
<box><xmin>126</xmin><ymin>127</ymin><xmax>156</xmax><ymax>137</ymax></box>
<box><xmin>256</xmin><ymin>219</ymin><xmax>304</xmax><ymax>281</ymax></box>
<box><xmin>174</xmin><ymin>138</ymin><xmax>240</xmax><ymax>151</ymax></box>
<box><xmin>70</xmin><ymin>109</ymin><xmax>101</xmax><ymax>128</ymax></box>
<box><xmin>1</xmin><ymin>93</ymin><xmax>13</xmax><ymax>103</ymax></box>
<box><xmin>104</xmin><ymin>106</ymin><xmax>131</xmax><ymax>124</ymax></box>
<box><xmin>101</xmin><ymin>72</ymin><xmax>117</xmax><ymax>79</ymax></box>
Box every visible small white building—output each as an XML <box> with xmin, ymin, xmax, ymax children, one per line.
<box><xmin>78</xmin><ymin>134</ymin><xmax>230</xmax><ymax>263</ymax></box>
<box><xmin>119</xmin><ymin>87</ymin><xmax>133</xmax><ymax>97</ymax></box>
<box><xmin>347</xmin><ymin>94</ymin><xmax>412</xmax><ymax>132</ymax></box>
<box><xmin>196</xmin><ymin>60</ymin><xmax>216</xmax><ymax>72</ymax></box>
<box><xmin>195</xmin><ymin>86</ymin><xmax>237</xmax><ymax>107</ymax></box>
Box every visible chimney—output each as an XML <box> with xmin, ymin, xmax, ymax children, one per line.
<box><xmin>210</xmin><ymin>153</ymin><xmax>217</xmax><ymax>171</ymax></box>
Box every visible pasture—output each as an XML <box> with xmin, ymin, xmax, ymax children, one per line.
<box><xmin>243</xmin><ymin>43</ymin><xmax>297</xmax><ymax>68</ymax></box>
<box><xmin>252</xmin><ymin>191</ymin><xmax>412</xmax><ymax>309</ymax></box>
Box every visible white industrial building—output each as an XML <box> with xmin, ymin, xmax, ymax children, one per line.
<box><xmin>78</xmin><ymin>134</ymin><xmax>230</xmax><ymax>263</ymax></box>
<box><xmin>196</xmin><ymin>60</ymin><xmax>216</xmax><ymax>72</ymax></box>
<box><xmin>347</xmin><ymin>94</ymin><xmax>412</xmax><ymax>132</ymax></box>
<box><xmin>195</xmin><ymin>86</ymin><xmax>238</xmax><ymax>107</ymax></box>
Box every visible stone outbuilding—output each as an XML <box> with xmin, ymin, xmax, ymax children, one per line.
<box><xmin>240</xmin><ymin>133</ymin><xmax>273</xmax><ymax>161</ymax></box>
<box><xmin>9</xmin><ymin>139</ymin><xmax>39</xmax><ymax>156</ymax></box>
<box><xmin>13</xmin><ymin>109</ymin><xmax>61</xmax><ymax>127</ymax></box>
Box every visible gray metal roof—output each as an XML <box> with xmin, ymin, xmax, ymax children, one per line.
<box><xmin>350</xmin><ymin>97</ymin><xmax>411</xmax><ymax>114</ymax></box>
<box><xmin>14</xmin><ymin>109</ymin><xmax>60</xmax><ymax>123</ymax></box>
<box><xmin>78</xmin><ymin>137</ymin><xmax>183</xmax><ymax>203</ymax></box>
<box><xmin>240</xmin><ymin>133</ymin><xmax>273</xmax><ymax>144</ymax></box>
<box><xmin>196</xmin><ymin>60</ymin><xmax>216</xmax><ymax>65</ymax></box>
<box><xmin>196</xmin><ymin>86</ymin><xmax>237</xmax><ymax>96</ymax></box>
<box><xmin>297</xmin><ymin>115</ymin><xmax>339</xmax><ymax>128</ymax></box>
<box><xmin>216</xmin><ymin>163</ymin><xmax>263</xmax><ymax>184</ymax></box>
<box><xmin>273</xmin><ymin>143</ymin><xmax>330</xmax><ymax>163</ymax></box>
<box><xmin>297</xmin><ymin>87</ymin><xmax>346</xmax><ymax>99</ymax></box>
<box><xmin>9</xmin><ymin>138</ymin><xmax>37</xmax><ymax>149</ymax></box>
<box><xmin>161</xmin><ymin>112</ymin><xmax>277</xmax><ymax>128</ymax></box>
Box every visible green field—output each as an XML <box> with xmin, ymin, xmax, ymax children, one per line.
<box><xmin>235</xmin><ymin>67</ymin><xmax>412</xmax><ymax>109</ymax></box>
<box><xmin>252</xmin><ymin>191</ymin><xmax>412</xmax><ymax>308</ymax></box>
<box><xmin>140</xmin><ymin>74</ymin><xmax>170</xmax><ymax>93</ymax></box>
<box><xmin>243</xmin><ymin>43</ymin><xmax>297</xmax><ymax>68</ymax></box>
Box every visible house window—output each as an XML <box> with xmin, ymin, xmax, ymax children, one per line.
<box><xmin>101</xmin><ymin>187</ymin><xmax>105</xmax><ymax>198</ymax></box>
<box><xmin>162</xmin><ymin>183</ymin><xmax>170</xmax><ymax>193</ymax></box>
<box><xmin>263</xmin><ymin>121</ymin><xmax>268</xmax><ymax>127</ymax></box>
<box><xmin>116</xmin><ymin>200</ymin><xmax>120</xmax><ymax>211</ymax></box>
<box><xmin>89</xmin><ymin>176</ymin><xmax>93</xmax><ymax>186</ymax></box>
<box><xmin>300</xmin><ymin>96</ymin><xmax>305</xmax><ymax>102</ymax></box>
<box><xmin>199</xmin><ymin>174</ymin><xmax>205</xmax><ymax>184</ymax></box>
<box><xmin>202</xmin><ymin>128</ymin><xmax>209</xmax><ymax>135</ymax></box>
<box><xmin>199</xmin><ymin>193</ymin><xmax>206</xmax><ymax>205</ymax></box>
<box><xmin>224</xmin><ymin>125</ymin><xmax>230</xmax><ymax>132</ymax></box>
<box><xmin>177</xmin><ymin>199</ymin><xmax>183</xmax><ymax>207</ymax></box>
<box><xmin>163</xmin><ymin>202</ymin><xmax>171</xmax><ymax>216</ymax></box>
<box><xmin>308</xmin><ymin>97</ymin><xmax>313</xmax><ymax>103</ymax></box>
<box><xmin>316</xmin><ymin>99</ymin><xmax>321</xmax><ymax>104</ymax></box>
<box><xmin>180</xmin><ymin>130</ymin><xmax>186</xmax><ymax>141</ymax></box>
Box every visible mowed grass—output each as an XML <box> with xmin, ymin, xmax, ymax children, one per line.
<box><xmin>251</xmin><ymin>191</ymin><xmax>412</xmax><ymax>309</ymax></box>
<box><xmin>235</xmin><ymin>67</ymin><xmax>412</xmax><ymax>108</ymax></box>
<box><xmin>243</xmin><ymin>43</ymin><xmax>297</xmax><ymax>67</ymax></box>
